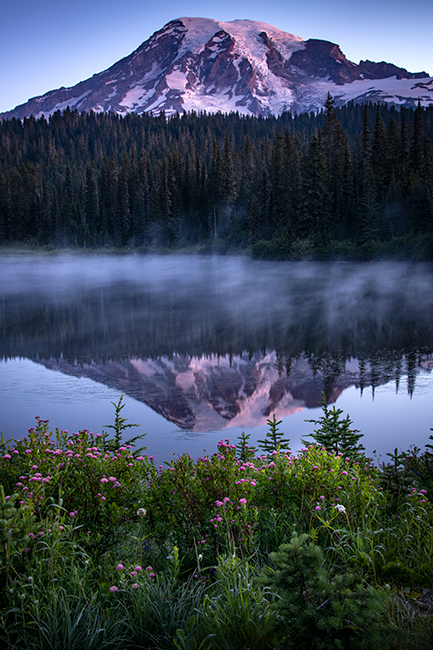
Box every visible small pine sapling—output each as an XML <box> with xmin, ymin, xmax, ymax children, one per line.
<box><xmin>303</xmin><ymin>392</ymin><xmax>364</xmax><ymax>458</ymax></box>
<box><xmin>260</xmin><ymin>531</ymin><xmax>395</xmax><ymax>650</ymax></box>
<box><xmin>257</xmin><ymin>414</ymin><xmax>290</xmax><ymax>455</ymax></box>
<box><xmin>101</xmin><ymin>394</ymin><xmax>147</xmax><ymax>454</ymax></box>
<box><xmin>235</xmin><ymin>431</ymin><xmax>257</xmax><ymax>462</ymax></box>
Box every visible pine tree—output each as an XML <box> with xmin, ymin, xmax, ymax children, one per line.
<box><xmin>270</xmin><ymin>129</ymin><xmax>288</xmax><ymax>235</ymax></box>
<box><xmin>372</xmin><ymin>105</ymin><xmax>388</xmax><ymax>202</ymax></box>
<box><xmin>323</xmin><ymin>92</ymin><xmax>338</xmax><ymax>164</ymax></box>
<box><xmin>257</xmin><ymin>414</ymin><xmax>290</xmax><ymax>455</ymax></box>
<box><xmin>84</xmin><ymin>161</ymin><xmax>99</xmax><ymax>237</ymax></box>
<box><xmin>300</xmin><ymin>131</ymin><xmax>331</xmax><ymax>244</ymax></box>
<box><xmin>209</xmin><ymin>136</ymin><xmax>224</xmax><ymax>238</ymax></box>
<box><xmin>410</xmin><ymin>100</ymin><xmax>425</xmax><ymax>177</ymax></box>
<box><xmin>399</xmin><ymin>108</ymin><xmax>410</xmax><ymax>186</ymax></box>
<box><xmin>357</xmin><ymin>107</ymin><xmax>378</xmax><ymax>244</ymax></box>
<box><xmin>303</xmin><ymin>392</ymin><xmax>364</xmax><ymax>458</ymax></box>
<box><xmin>116</xmin><ymin>153</ymin><xmax>132</xmax><ymax>246</ymax></box>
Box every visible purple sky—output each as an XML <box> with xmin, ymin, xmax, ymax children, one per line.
<box><xmin>1</xmin><ymin>0</ymin><xmax>432</xmax><ymax>114</ymax></box>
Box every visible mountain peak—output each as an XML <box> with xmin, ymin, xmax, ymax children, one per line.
<box><xmin>1</xmin><ymin>17</ymin><xmax>432</xmax><ymax>120</ymax></box>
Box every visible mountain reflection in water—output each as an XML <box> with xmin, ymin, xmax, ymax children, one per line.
<box><xmin>1</xmin><ymin>255</ymin><xmax>433</xmax><ymax>433</ymax></box>
<box><xmin>37</xmin><ymin>351</ymin><xmax>433</xmax><ymax>432</ymax></box>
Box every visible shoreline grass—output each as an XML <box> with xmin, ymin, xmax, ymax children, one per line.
<box><xmin>1</xmin><ymin>400</ymin><xmax>433</xmax><ymax>648</ymax></box>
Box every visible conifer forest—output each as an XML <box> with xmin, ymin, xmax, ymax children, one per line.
<box><xmin>0</xmin><ymin>96</ymin><xmax>432</xmax><ymax>259</ymax></box>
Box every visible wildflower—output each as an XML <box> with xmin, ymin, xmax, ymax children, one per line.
<box><xmin>239</xmin><ymin>498</ymin><xmax>247</xmax><ymax>506</ymax></box>
<box><xmin>215</xmin><ymin>500</ymin><xmax>223</xmax><ymax>507</ymax></box>
<box><xmin>69</xmin><ymin>512</ymin><xmax>75</xmax><ymax>517</ymax></box>
<box><xmin>116</xmin><ymin>564</ymin><xmax>124</xmax><ymax>570</ymax></box>
<box><xmin>131</xmin><ymin>583</ymin><xmax>138</xmax><ymax>589</ymax></box>
<box><xmin>137</xmin><ymin>508</ymin><xmax>147</xmax><ymax>516</ymax></box>
<box><xmin>335</xmin><ymin>504</ymin><xmax>346</xmax><ymax>514</ymax></box>
<box><xmin>109</xmin><ymin>586</ymin><xmax>118</xmax><ymax>593</ymax></box>
<box><xmin>315</xmin><ymin>506</ymin><xmax>321</xmax><ymax>511</ymax></box>
<box><xmin>135</xmin><ymin>565</ymin><xmax>142</xmax><ymax>571</ymax></box>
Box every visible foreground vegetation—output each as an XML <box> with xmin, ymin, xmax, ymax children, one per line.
<box><xmin>1</xmin><ymin>397</ymin><xmax>433</xmax><ymax>649</ymax></box>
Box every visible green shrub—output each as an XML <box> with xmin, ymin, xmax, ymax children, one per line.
<box><xmin>260</xmin><ymin>531</ymin><xmax>398</xmax><ymax>649</ymax></box>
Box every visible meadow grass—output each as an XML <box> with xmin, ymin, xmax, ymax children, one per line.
<box><xmin>1</xmin><ymin>400</ymin><xmax>433</xmax><ymax>648</ymax></box>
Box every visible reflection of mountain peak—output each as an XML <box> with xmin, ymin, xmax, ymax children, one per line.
<box><xmin>38</xmin><ymin>352</ymin><xmax>409</xmax><ymax>431</ymax></box>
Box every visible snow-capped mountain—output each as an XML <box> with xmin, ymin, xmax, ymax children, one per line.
<box><xmin>2</xmin><ymin>17</ymin><xmax>432</xmax><ymax>120</ymax></box>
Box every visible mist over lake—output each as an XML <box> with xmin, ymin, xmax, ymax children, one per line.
<box><xmin>1</xmin><ymin>253</ymin><xmax>432</xmax><ymax>463</ymax></box>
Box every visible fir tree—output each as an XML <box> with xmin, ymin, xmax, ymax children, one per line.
<box><xmin>303</xmin><ymin>392</ymin><xmax>365</xmax><ymax>458</ymax></box>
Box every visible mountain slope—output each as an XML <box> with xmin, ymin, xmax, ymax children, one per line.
<box><xmin>2</xmin><ymin>16</ymin><xmax>433</xmax><ymax>119</ymax></box>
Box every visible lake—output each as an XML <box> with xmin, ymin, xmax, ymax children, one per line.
<box><xmin>1</xmin><ymin>253</ymin><xmax>433</xmax><ymax>465</ymax></box>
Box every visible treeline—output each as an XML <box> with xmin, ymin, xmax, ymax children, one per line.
<box><xmin>0</xmin><ymin>97</ymin><xmax>432</xmax><ymax>258</ymax></box>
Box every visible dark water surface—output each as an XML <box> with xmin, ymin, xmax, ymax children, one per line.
<box><xmin>1</xmin><ymin>254</ymin><xmax>433</xmax><ymax>463</ymax></box>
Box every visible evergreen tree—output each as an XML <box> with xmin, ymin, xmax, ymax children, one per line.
<box><xmin>84</xmin><ymin>161</ymin><xmax>99</xmax><ymax>237</ymax></box>
<box><xmin>303</xmin><ymin>392</ymin><xmax>365</xmax><ymax>458</ymax></box>
<box><xmin>322</xmin><ymin>92</ymin><xmax>338</xmax><ymax>164</ymax></box>
<box><xmin>372</xmin><ymin>105</ymin><xmax>388</xmax><ymax>202</ymax></box>
<box><xmin>410</xmin><ymin>100</ymin><xmax>425</xmax><ymax>177</ymax></box>
<box><xmin>357</xmin><ymin>107</ymin><xmax>378</xmax><ymax>244</ymax></box>
<box><xmin>300</xmin><ymin>131</ymin><xmax>331</xmax><ymax>244</ymax></box>
<box><xmin>116</xmin><ymin>153</ymin><xmax>132</xmax><ymax>245</ymax></box>
<box><xmin>399</xmin><ymin>108</ymin><xmax>410</xmax><ymax>186</ymax></box>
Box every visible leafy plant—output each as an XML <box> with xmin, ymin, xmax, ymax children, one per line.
<box><xmin>200</xmin><ymin>554</ymin><xmax>278</xmax><ymax>650</ymax></box>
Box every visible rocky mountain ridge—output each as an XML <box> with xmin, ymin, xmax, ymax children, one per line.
<box><xmin>2</xmin><ymin>17</ymin><xmax>432</xmax><ymax>120</ymax></box>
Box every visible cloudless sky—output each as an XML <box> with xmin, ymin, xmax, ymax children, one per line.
<box><xmin>1</xmin><ymin>0</ymin><xmax>432</xmax><ymax>114</ymax></box>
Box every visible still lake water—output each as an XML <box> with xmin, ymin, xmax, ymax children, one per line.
<box><xmin>1</xmin><ymin>254</ymin><xmax>433</xmax><ymax>464</ymax></box>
